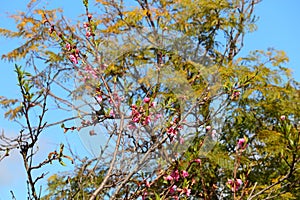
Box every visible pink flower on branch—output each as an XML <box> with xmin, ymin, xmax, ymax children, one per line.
<box><xmin>170</xmin><ymin>185</ymin><xmax>177</xmax><ymax>194</ymax></box>
<box><xmin>66</xmin><ymin>43</ymin><xmax>71</xmax><ymax>51</ymax></box>
<box><xmin>164</xmin><ymin>169</ymin><xmax>180</xmax><ymax>182</ymax></box>
<box><xmin>164</xmin><ymin>175</ymin><xmax>173</xmax><ymax>181</ymax></box>
<box><xmin>84</xmin><ymin>65</ymin><xmax>98</xmax><ymax>79</ymax></box>
<box><xmin>127</xmin><ymin>122</ymin><xmax>137</xmax><ymax>130</ymax></box>
<box><xmin>227</xmin><ymin>179</ymin><xmax>243</xmax><ymax>192</ymax></box>
<box><xmin>167</xmin><ymin>127</ymin><xmax>177</xmax><ymax>136</ymax></box>
<box><xmin>181</xmin><ymin>170</ymin><xmax>189</xmax><ymax>178</ymax></box>
<box><xmin>170</xmin><ymin>170</ymin><xmax>180</xmax><ymax>181</ymax></box>
<box><xmin>83</xmin><ymin>22</ymin><xmax>89</xmax><ymax>28</ymax></box>
<box><xmin>69</xmin><ymin>54</ymin><xmax>78</xmax><ymax>64</ymax></box>
<box><xmin>143</xmin><ymin>115</ymin><xmax>151</xmax><ymax>125</ymax></box>
<box><xmin>109</xmin><ymin>110</ymin><xmax>115</xmax><ymax>118</ymax></box>
<box><xmin>86</xmin><ymin>31</ymin><xmax>92</xmax><ymax>38</ymax></box>
<box><xmin>237</xmin><ymin>137</ymin><xmax>247</xmax><ymax>150</ymax></box>
<box><xmin>183</xmin><ymin>187</ymin><xmax>191</xmax><ymax>197</ymax></box>
<box><xmin>143</xmin><ymin>97</ymin><xmax>151</xmax><ymax>103</ymax></box>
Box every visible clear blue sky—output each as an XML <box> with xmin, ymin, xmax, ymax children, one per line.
<box><xmin>0</xmin><ymin>0</ymin><xmax>299</xmax><ymax>199</ymax></box>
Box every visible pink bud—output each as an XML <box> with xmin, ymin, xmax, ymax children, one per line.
<box><xmin>280</xmin><ymin>115</ymin><xmax>286</xmax><ymax>120</ymax></box>
<box><xmin>143</xmin><ymin>97</ymin><xmax>151</xmax><ymax>103</ymax></box>
<box><xmin>66</xmin><ymin>43</ymin><xmax>71</xmax><ymax>51</ymax></box>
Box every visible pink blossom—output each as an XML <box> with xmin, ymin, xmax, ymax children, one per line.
<box><xmin>109</xmin><ymin>110</ymin><xmax>115</xmax><ymax>118</ymax></box>
<box><xmin>194</xmin><ymin>158</ymin><xmax>201</xmax><ymax>163</ymax></box>
<box><xmin>171</xmin><ymin>170</ymin><xmax>180</xmax><ymax>181</ymax></box>
<box><xmin>211</xmin><ymin>129</ymin><xmax>217</xmax><ymax>135</ymax></box>
<box><xmin>191</xmin><ymin>178</ymin><xmax>196</xmax><ymax>185</ymax></box>
<box><xmin>154</xmin><ymin>113</ymin><xmax>163</xmax><ymax>121</ymax></box>
<box><xmin>206</xmin><ymin>125</ymin><xmax>211</xmax><ymax>131</ymax></box>
<box><xmin>170</xmin><ymin>185</ymin><xmax>177</xmax><ymax>194</ymax></box>
<box><xmin>69</xmin><ymin>54</ymin><xmax>78</xmax><ymax>64</ymax></box>
<box><xmin>83</xmin><ymin>22</ymin><xmax>89</xmax><ymax>28</ymax></box>
<box><xmin>280</xmin><ymin>115</ymin><xmax>286</xmax><ymax>120</ymax></box>
<box><xmin>150</xmin><ymin>101</ymin><xmax>157</xmax><ymax>107</ymax></box>
<box><xmin>227</xmin><ymin>179</ymin><xmax>243</xmax><ymax>192</ymax></box>
<box><xmin>84</xmin><ymin>65</ymin><xmax>98</xmax><ymax>79</ymax></box>
<box><xmin>164</xmin><ymin>175</ymin><xmax>173</xmax><ymax>181</ymax></box>
<box><xmin>132</xmin><ymin>114</ymin><xmax>141</xmax><ymax>123</ymax></box>
<box><xmin>233</xmin><ymin>91</ymin><xmax>240</xmax><ymax>97</ymax></box>
<box><xmin>181</xmin><ymin>170</ymin><xmax>189</xmax><ymax>178</ymax></box>
<box><xmin>179</xmin><ymin>137</ymin><xmax>184</xmax><ymax>144</ymax></box>
<box><xmin>236</xmin><ymin>179</ymin><xmax>243</xmax><ymax>187</ymax></box>
<box><xmin>183</xmin><ymin>188</ymin><xmax>191</xmax><ymax>197</ymax></box>
<box><xmin>131</xmin><ymin>104</ymin><xmax>137</xmax><ymax>109</ymax></box>
<box><xmin>142</xmin><ymin>191</ymin><xmax>147</xmax><ymax>200</ymax></box>
<box><xmin>143</xmin><ymin>116</ymin><xmax>151</xmax><ymax>125</ymax></box>
<box><xmin>48</xmin><ymin>27</ymin><xmax>54</xmax><ymax>34</ymax></box>
<box><xmin>128</xmin><ymin>123</ymin><xmax>137</xmax><ymax>130</ymax></box>
<box><xmin>86</xmin><ymin>31</ymin><xmax>92</xmax><ymax>37</ymax></box>
<box><xmin>167</xmin><ymin>127</ymin><xmax>177</xmax><ymax>136</ymax></box>
<box><xmin>66</xmin><ymin>43</ymin><xmax>71</xmax><ymax>51</ymax></box>
<box><xmin>96</xmin><ymin>95</ymin><xmax>102</xmax><ymax>103</ymax></box>
<box><xmin>143</xmin><ymin>97</ymin><xmax>151</xmax><ymax>103</ymax></box>
<box><xmin>145</xmin><ymin>181</ymin><xmax>150</xmax><ymax>188</ymax></box>
<box><xmin>237</xmin><ymin>138</ymin><xmax>247</xmax><ymax>150</ymax></box>
<box><xmin>230</xmin><ymin>90</ymin><xmax>241</xmax><ymax>100</ymax></box>
<box><xmin>100</xmin><ymin>63</ymin><xmax>107</xmax><ymax>70</ymax></box>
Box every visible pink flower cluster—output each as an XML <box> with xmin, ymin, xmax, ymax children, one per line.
<box><xmin>164</xmin><ymin>169</ymin><xmax>189</xmax><ymax>182</ymax></box>
<box><xmin>65</xmin><ymin>43</ymin><xmax>80</xmax><ymax>64</ymax></box>
<box><xmin>166</xmin><ymin>118</ymin><xmax>182</xmax><ymax>138</ymax></box>
<box><xmin>83</xmin><ymin>15</ymin><xmax>94</xmax><ymax>38</ymax></box>
<box><xmin>227</xmin><ymin>179</ymin><xmax>243</xmax><ymax>192</ymax></box>
<box><xmin>79</xmin><ymin>65</ymin><xmax>99</xmax><ymax>82</ymax></box>
<box><xmin>48</xmin><ymin>25</ymin><xmax>54</xmax><ymax>34</ymax></box>
<box><xmin>129</xmin><ymin>97</ymin><xmax>157</xmax><ymax>128</ymax></box>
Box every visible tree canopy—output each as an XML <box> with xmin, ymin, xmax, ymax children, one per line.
<box><xmin>0</xmin><ymin>0</ymin><xmax>299</xmax><ymax>199</ymax></box>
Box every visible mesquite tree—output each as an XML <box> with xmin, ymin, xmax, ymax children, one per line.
<box><xmin>0</xmin><ymin>0</ymin><xmax>299</xmax><ymax>199</ymax></box>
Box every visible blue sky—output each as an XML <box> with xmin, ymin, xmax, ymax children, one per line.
<box><xmin>0</xmin><ymin>0</ymin><xmax>299</xmax><ymax>199</ymax></box>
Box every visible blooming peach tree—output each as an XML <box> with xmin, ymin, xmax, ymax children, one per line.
<box><xmin>0</xmin><ymin>0</ymin><xmax>299</xmax><ymax>199</ymax></box>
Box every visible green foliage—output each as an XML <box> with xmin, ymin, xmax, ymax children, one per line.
<box><xmin>0</xmin><ymin>0</ymin><xmax>299</xmax><ymax>199</ymax></box>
